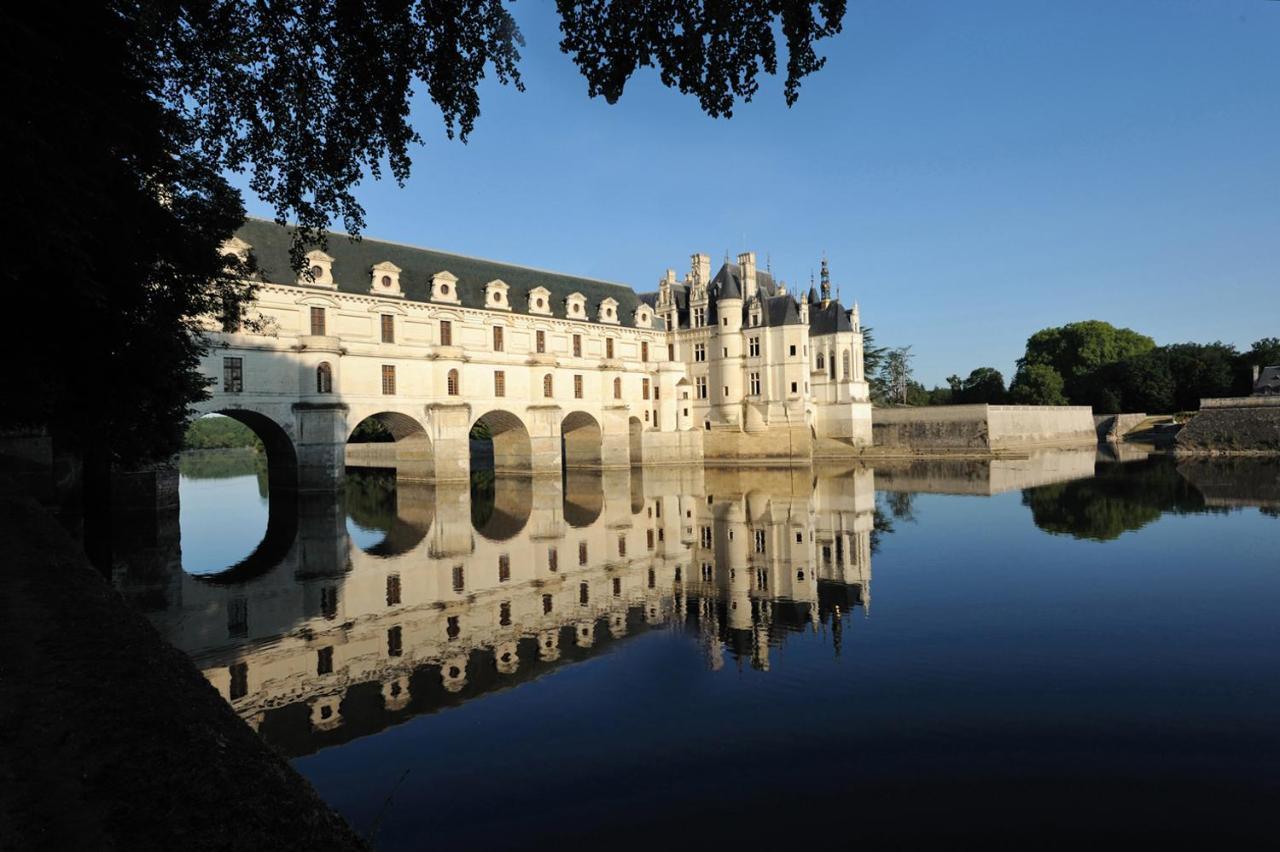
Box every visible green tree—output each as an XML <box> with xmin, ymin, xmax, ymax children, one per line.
<box><xmin>951</xmin><ymin>367</ymin><xmax>1007</xmax><ymax>404</ymax></box>
<box><xmin>880</xmin><ymin>346</ymin><xmax>915</xmax><ymax>405</ymax></box>
<box><xmin>861</xmin><ymin>327</ymin><xmax>890</xmax><ymax>403</ymax></box>
<box><xmin>4</xmin><ymin>1</ymin><xmax>847</xmax><ymax>477</ymax></box>
<box><xmin>1017</xmin><ymin>321</ymin><xmax>1155</xmax><ymax>405</ymax></box>
<box><xmin>1238</xmin><ymin>337</ymin><xmax>1280</xmax><ymax>393</ymax></box>
<box><xmin>1163</xmin><ymin>342</ymin><xmax>1237</xmax><ymax>410</ymax></box>
<box><xmin>1008</xmin><ymin>363</ymin><xmax>1068</xmax><ymax>405</ymax></box>
<box><xmin>1107</xmin><ymin>350</ymin><xmax>1175</xmax><ymax>413</ymax></box>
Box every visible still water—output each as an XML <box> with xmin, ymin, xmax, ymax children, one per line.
<box><xmin>118</xmin><ymin>449</ymin><xmax>1280</xmax><ymax>846</ymax></box>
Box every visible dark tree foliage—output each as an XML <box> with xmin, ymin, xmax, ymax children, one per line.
<box><xmin>1017</xmin><ymin>321</ymin><xmax>1155</xmax><ymax>407</ymax></box>
<box><xmin>1008</xmin><ymin>363</ymin><xmax>1068</xmax><ymax>406</ymax></box>
<box><xmin>2</xmin><ymin>1</ymin><xmax>848</xmax><ymax>476</ymax></box>
<box><xmin>557</xmin><ymin>0</ymin><xmax>846</xmax><ymax>117</ymax></box>
<box><xmin>947</xmin><ymin>367</ymin><xmax>1007</xmax><ymax>405</ymax></box>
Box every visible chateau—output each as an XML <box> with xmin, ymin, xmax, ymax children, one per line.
<box><xmin>203</xmin><ymin>219</ymin><xmax>872</xmax><ymax>490</ymax></box>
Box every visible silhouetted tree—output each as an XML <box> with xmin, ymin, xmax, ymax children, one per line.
<box><xmin>1009</xmin><ymin>363</ymin><xmax>1068</xmax><ymax>405</ymax></box>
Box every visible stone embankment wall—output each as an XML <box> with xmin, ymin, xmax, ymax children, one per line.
<box><xmin>1093</xmin><ymin>413</ymin><xmax>1148</xmax><ymax>443</ymax></box>
<box><xmin>872</xmin><ymin>405</ymin><xmax>1096</xmax><ymax>453</ymax></box>
<box><xmin>0</xmin><ymin>491</ymin><xmax>367</xmax><ymax>851</ymax></box>
<box><xmin>1177</xmin><ymin>397</ymin><xmax>1280</xmax><ymax>453</ymax></box>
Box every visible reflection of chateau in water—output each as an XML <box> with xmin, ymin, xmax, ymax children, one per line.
<box><xmin>118</xmin><ymin>466</ymin><xmax>875</xmax><ymax>757</ymax></box>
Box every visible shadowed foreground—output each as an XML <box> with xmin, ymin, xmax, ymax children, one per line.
<box><xmin>0</xmin><ymin>494</ymin><xmax>366</xmax><ymax>852</ymax></box>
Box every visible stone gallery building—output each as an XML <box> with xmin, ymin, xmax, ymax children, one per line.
<box><xmin>202</xmin><ymin>219</ymin><xmax>872</xmax><ymax>490</ymax></box>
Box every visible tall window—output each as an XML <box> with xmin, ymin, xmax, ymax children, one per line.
<box><xmin>693</xmin><ymin>307</ymin><xmax>705</xmax><ymax>327</ymax></box>
<box><xmin>606</xmin><ymin>338</ymin><xmax>614</xmax><ymax>359</ymax></box>
<box><xmin>668</xmin><ymin>343</ymin><xmax>675</xmax><ymax>361</ymax></box>
<box><xmin>549</xmin><ymin>548</ymin><xmax>558</xmax><ymax>572</ymax></box>
<box><xmin>494</xmin><ymin>370</ymin><xmax>505</xmax><ymax>397</ymax></box>
<box><xmin>227</xmin><ymin>597</ymin><xmax>248</xmax><ymax>638</ymax></box>
<box><xmin>749</xmin><ymin>372</ymin><xmax>761</xmax><ymax>396</ymax></box>
<box><xmin>694</xmin><ymin>343</ymin><xmax>706</xmax><ymax>362</ymax></box>
<box><xmin>440</xmin><ymin>319</ymin><xmax>452</xmax><ymax>346</ymax></box>
<box><xmin>387</xmin><ymin>626</ymin><xmax>402</xmax><ymax>657</ymax></box>
<box><xmin>381</xmin><ymin>365</ymin><xmax>396</xmax><ymax>395</ymax></box>
<box><xmin>572</xmin><ymin>334</ymin><xmax>582</xmax><ymax>357</ymax></box>
<box><xmin>316</xmin><ymin>362</ymin><xmax>332</xmax><ymax>393</ymax></box>
<box><xmin>493</xmin><ymin>326</ymin><xmax>504</xmax><ymax>351</ymax></box>
<box><xmin>321</xmin><ymin>586</ymin><xmax>338</xmax><ymax>619</ymax></box>
<box><xmin>223</xmin><ymin>357</ymin><xmax>243</xmax><ymax>392</ymax></box>
<box><xmin>452</xmin><ymin>564</ymin><xmax>465</xmax><ymax>593</ymax></box>
<box><xmin>310</xmin><ymin>306</ymin><xmax>326</xmax><ymax>336</ymax></box>
<box><xmin>381</xmin><ymin>314</ymin><xmax>395</xmax><ymax>343</ymax></box>
<box><xmin>579</xmin><ymin>541</ymin><xmax>588</xmax><ymax>565</ymax></box>
<box><xmin>829</xmin><ymin>356</ymin><xmax>836</xmax><ymax>379</ymax></box>
<box><xmin>543</xmin><ymin>594</ymin><xmax>554</xmax><ymax>614</ymax></box>
<box><xmin>642</xmin><ymin>378</ymin><xmax>650</xmax><ymax>400</ymax></box>
<box><xmin>641</xmin><ymin>341</ymin><xmax>649</xmax><ymax>362</ymax></box>
<box><xmin>228</xmin><ymin>663</ymin><xmax>248</xmax><ymax>700</ymax></box>
<box><xmin>749</xmin><ymin>337</ymin><xmax>760</xmax><ymax>357</ymax></box>
<box><xmin>816</xmin><ymin>353</ymin><xmax>825</xmax><ymax>371</ymax></box>
<box><xmin>536</xmin><ymin>330</ymin><xmax>546</xmax><ymax>353</ymax></box>
<box><xmin>498</xmin><ymin>554</ymin><xmax>510</xmax><ymax>583</ymax></box>
<box><xmin>447</xmin><ymin>369</ymin><xmax>459</xmax><ymax>396</ymax></box>
<box><xmin>843</xmin><ymin>350</ymin><xmax>851</xmax><ymax>379</ymax></box>
<box><xmin>316</xmin><ymin>647</ymin><xmax>333</xmax><ymax>675</ymax></box>
<box><xmin>696</xmin><ymin>377</ymin><xmax>707</xmax><ymax>399</ymax></box>
<box><xmin>543</xmin><ymin>374</ymin><xmax>554</xmax><ymax>398</ymax></box>
<box><xmin>574</xmin><ymin>375</ymin><xmax>583</xmax><ymax>399</ymax></box>
<box><xmin>386</xmin><ymin>574</ymin><xmax>401</xmax><ymax>606</ymax></box>
<box><xmin>613</xmin><ymin>377</ymin><xmax>622</xmax><ymax>399</ymax></box>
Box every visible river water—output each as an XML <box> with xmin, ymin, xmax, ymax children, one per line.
<box><xmin>115</xmin><ymin>448</ymin><xmax>1280</xmax><ymax>846</ymax></box>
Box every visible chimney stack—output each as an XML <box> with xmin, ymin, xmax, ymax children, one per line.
<box><xmin>736</xmin><ymin>251</ymin><xmax>757</xmax><ymax>293</ymax></box>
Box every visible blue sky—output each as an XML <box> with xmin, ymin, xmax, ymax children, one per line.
<box><xmin>231</xmin><ymin>0</ymin><xmax>1279</xmax><ymax>387</ymax></box>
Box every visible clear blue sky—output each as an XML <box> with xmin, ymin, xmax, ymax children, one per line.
<box><xmin>231</xmin><ymin>0</ymin><xmax>1279</xmax><ymax>387</ymax></box>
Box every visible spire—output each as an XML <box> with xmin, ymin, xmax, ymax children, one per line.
<box><xmin>820</xmin><ymin>254</ymin><xmax>831</xmax><ymax>302</ymax></box>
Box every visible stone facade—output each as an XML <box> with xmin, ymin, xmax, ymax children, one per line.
<box><xmin>195</xmin><ymin>221</ymin><xmax>873</xmax><ymax>490</ymax></box>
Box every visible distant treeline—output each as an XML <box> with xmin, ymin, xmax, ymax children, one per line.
<box><xmin>903</xmin><ymin>322</ymin><xmax>1278</xmax><ymax>414</ymax></box>
<box><xmin>183</xmin><ymin>416</ymin><xmax>263</xmax><ymax>450</ymax></box>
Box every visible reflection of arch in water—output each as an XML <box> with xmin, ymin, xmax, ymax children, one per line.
<box><xmin>344</xmin><ymin>469</ymin><xmax>433</xmax><ymax>556</ymax></box>
<box><xmin>628</xmin><ymin>416</ymin><xmax>644</xmax><ymax>465</ymax></box>
<box><xmin>193</xmin><ymin>490</ymin><xmax>299</xmax><ymax>585</ymax></box>
<box><xmin>347</xmin><ymin>411</ymin><xmax>433</xmax><ymax>480</ymax></box>
<box><xmin>561</xmin><ymin>411</ymin><xmax>603</xmax><ymax>469</ymax></box>
<box><xmin>563</xmin><ymin>470</ymin><xmax>604</xmax><ymax>527</ymax></box>
<box><xmin>470</xmin><ymin>470</ymin><xmax>532</xmax><ymax>541</ymax></box>
<box><xmin>471</xmin><ymin>410</ymin><xmax>532</xmax><ymax>475</ymax></box>
<box><xmin>210</xmin><ymin>408</ymin><xmax>298</xmax><ymax>492</ymax></box>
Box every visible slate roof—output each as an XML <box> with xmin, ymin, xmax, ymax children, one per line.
<box><xmin>236</xmin><ymin>218</ymin><xmax>656</xmax><ymax>328</ymax></box>
<box><xmin>1254</xmin><ymin>365</ymin><xmax>1280</xmax><ymax>395</ymax></box>
<box><xmin>808</xmin><ymin>300</ymin><xmax>854</xmax><ymax>337</ymax></box>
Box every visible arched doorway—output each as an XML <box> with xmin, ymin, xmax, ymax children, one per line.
<box><xmin>471</xmin><ymin>410</ymin><xmax>532</xmax><ymax>475</ymax></box>
<box><xmin>628</xmin><ymin>416</ymin><xmax>644</xmax><ymax>465</ymax></box>
<box><xmin>561</xmin><ymin>411</ymin><xmax>603</xmax><ymax>469</ymax></box>
<box><xmin>346</xmin><ymin>411</ymin><xmax>432</xmax><ymax>481</ymax></box>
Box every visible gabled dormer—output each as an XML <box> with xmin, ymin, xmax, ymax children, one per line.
<box><xmin>300</xmin><ymin>250</ymin><xmax>336</xmax><ymax>288</ymax></box>
<box><xmin>598</xmin><ymin>297</ymin><xmax>619</xmax><ymax>325</ymax></box>
<box><xmin>370</xmin><ymin>261</ymin><xmax>403</xmax><ymax>297</ymax></box>
<box><xmin>528</xmin><ymin>286</ymin><xmax>552</xmax><ymax>315</ymax></box>
<box><xmin>221</xmin><ymin>236</ymin><xmax>252</xmax><ymax>264</ymax></box>
<box><xmin>747</xmin><ymin>296</ymin><xmax>763</xmax><ymax>329</ymax></box>
<box><xmin>431</xmin><ymin>270</ymin><xmax>459</xmax><ymax>303</ymax></box>
<box><xmin>634</xmin><ymin>304</ymin><xmax>654</xmax><ymax>329</ymax></box>
<box><xmin>565</xmin><ymin>292</ymin><xmax>587</xmax><ymax>320</ymax></box>
<box><xmin>484</xmin><ymin>279</ymin><xmax>511</xmax><ymax>310</ymax></box>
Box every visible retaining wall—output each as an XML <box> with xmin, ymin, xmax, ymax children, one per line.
<box><xmin>1177</xmin><ymin>397</ymin><xmax>1280</xmax><ymax>453</ymax></box>
<box><xmin>872</xmin><ymin>404</ymin><xmax>1095</xmax><ymax>453</ymax></box>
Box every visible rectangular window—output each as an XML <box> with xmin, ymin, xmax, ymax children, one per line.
<box><xmin>573</xmin><ymin>334</ymin><xmax>582</xmax><ymax>357</ymax></box>
<box><xmin>749</xmin><ymin>372</ymin><xmax>761</xmax><ymax>396</ymax></box>
<box><xmin>493</xmin><ymin>326</ymin><xmax>504</xmax><ymax>351</ymax></box>
<box><xmin>668</xmin><ymin>343</ymin><xmax>675</xmax><ymax>361</ymax></box>
<box><xmin>440</xmin><ymin>320</ymin><xmax>452</xmax><ymax>346</ymax></box>
<box><xmin>723</xmin><ymin>385</ymin><xmax>729</xmax><ymax>398</ymax></box>
<box><xmin>381</xmin><ymin>365</ymin><xmax>396</xmax><ymax>395</ymax></box>
<box><xmin>387</xmin><ymin>626</ymin><xmax>402</xmax><ymax>657</ymax></box>
<box><xmin>791</xmin><ymin>381</ymin><xmax>798</xmax><ymax>393</ymax></box>
<box><xmin>641</xmin><ymin>342</ymin><xmax>649</xmax><ymax>362</ymax></box>
<box><xmin>696</xmin><ymin>377</ymin><xmax>707</xmax><ymax>399</ymax></box>
<box><xmin>642</xmin><ymin>378</ymin><xmax>650</xmax><ymax>400</ymax></box>
<box><xmin>386</xmin><ymin>574</ymin><xmax>401</xmax><ymax>606</ymax></box>
<box><xmin>700</xmin><ymin>526</ymin><xmax>712</xmax><ymax>548</ymax></box>
<box><xmin>447</xmin><ymin>615</ymin><xmax>460</xmax><ymax>639</ymax></box>
<box><xmin>498</xmin><ymin>554</ymin><xmax>510</xmax><ymax>583</ymax></box>
<box><xmin>789</xmin><ymin>344</ymin><xmax>797</xmax><ymax>356</ymax></box>
<box><xmin>548</xmin><ymin>548</ymin><xmax>558</xmax><ymax>572</ymax></box>
<box><xmin>693</xmin><ymin>307</ymin><xmax>705</xmax><ymax>327</ymax></box>
<box><xmin>543</xmin><ymin>594</ymin><xmax>554</xmax><ymax>615</ymax></box>
<box><xmin>499</xmin><ymin>601</ymin><xmax>511</xmax><ymax>626</ymax></box>
<box><xmin>754</xmin><ymin>529</ymin><xmax>766</xmax><ymax>553</ymax></box>
<box><xmin>452</xmin><ymin>565</ymin><xmax>465</xmax><ymax>593</ymax></box>
<box><xmin>579</xmin><ymin>582</ymin><xmax>589</xmax><ymax>606</ymax></box>
<box><xmin>617</xmin><ymin>535</ymin><xmax>626</xmax><ymax>557</ymax></box>
<box><xmin>229</xmin><ymin>663</ymin><xmax>248</xmax><ymax>700</ymax></box>
<box><xmin>579</xmin><ymin>541</ymin><xmax>588</xmax><ymax>565</ymax></box>
<box><xmin>494</xmin><ymin>370</ymin><xmax>505</xmax><ymax>397</ymax></box>
<box><xmin>381</xmin><ymin>314</ymin><xmax>394</xmax><ymax>343</ymax></box>
<box><xmin>316</xmin><ymin>647</ymin><xmax>333</xmax><ymax>675</ymax></box>
<box><xmin>647</xmin><ymin>529</ymin><xmax>655</xmax><ymax>550</ymax></box>
<box><xmin>574</xmin><ymin>375</ymin><xmax>583</xmax><ymax>399</ymax></box>
<box><xmin>606</xmin><ymin>338</ymin><xmax>614</xmax><ymax>359</ymax></box>
<box><xmin>536</xmin><ymin>330</ymin><xmax>546</xmax><ymax>353</ymax></box>
<box><xmin>223</xmin><ymin>357</ymin><xmax>243</xmax><ymax>393</ymax></box>
<box><xmin>694</xmin><ymin>343</ymin><xmax>706</xmax><ymax>362</ymax></box>
<box><xmin>320</xmin><ymin>586</ymin><xmax>338</xmax><ymax>620</ymax></box>
<box><xmin>310</xmin><ymin>306</ymin><xmax>326</xmax><ymax>336</ymax></box>
<box><xmin>613</xmin><ymin>577</ymin><xmax>622</xmax><ymax>597</ymax></box>
<box><xmin>227</xmin><ymin>597</ymin><xmax>248</xmax><ymax>638</ymax></box>
<box><xmin>749</xmin><ymin>337</ymin><xmax>760</xmax><ymax>357</ymax></box>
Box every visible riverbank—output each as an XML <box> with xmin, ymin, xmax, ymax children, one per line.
<box><xmin>0</xmin><ymin>491</ymin><xmax>366</xmax><ymax>851</ymax></box>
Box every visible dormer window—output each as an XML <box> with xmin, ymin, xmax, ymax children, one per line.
<box><xmin>598</xmin><ymin>297</ymin><xmax>620</xmax><ymax>325</ymax></box>
<box><xmin>370</xmin><ymin>261</ymin><xmax>403</xmax><ymax>297</ymax></box>
<box><xmin>431</xmin><ymin>271</ymin><xmax>459</xmax><ymax>303</ymax></box>
<box><xmin>528</xmin><ymin>286</ymin><xmax>552</xmax><ymax>315</ymax></box>
<box><xmin>221</xmin><ymin>236</ymin><xmax>252</xmax><ymax>268</ymax></box>
<box><xmin>634</xmin><ymin>306</ymin><xmax>653</xmax><ymax>329</ymax></box>
<box><xmin>300</xmin><ymin>250</ymin><xmax>336</xmax><ymax>288</ymax></box>
<box><xmin>565</xmin><ymin>292</ymin><xmax>587</xmax><ymax>319</ymax></box>
<box><xmin>484</xmin><ymin>279</ymin><xmax>511</xmax><ymax>310</ymax></box>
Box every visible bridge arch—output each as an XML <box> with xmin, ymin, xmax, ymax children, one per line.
<box><xmin>628</xmin><ymin>416</ymin><xmax>644</xmax><ymax>465</ymax></box>
<box><xmin>346</xmin><ymin>410</ymin><xmax>433</xmax><ymax>481</ymax></box>
<box><xmin>563</xmin><ymin>470</ymin><xmax>604</xmax><ymax>528</ymax></box>
<box><xmin>471</xmin><ymin>410</ymin><xmax>532</xmax><ymax>475</ymax></box>
<box><xmin>470</xmin><ymin>471</ymin><xmax>532</xmax><ymax>541</ymax></box>
<box><xmin>561</xmin><ymin>411</ymin><xmax>603</xmax><ymax>470</ymax></box>
<box><xmin>207</xmin><ymin>408</ymin><xmax>298</xmax><ymax>492</ymax></box>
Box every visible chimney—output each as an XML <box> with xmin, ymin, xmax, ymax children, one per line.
<box><xmin>691</xmin><ymin>253</ymin><xmax>711</xmax><ymax>287</ymax></box>
<box><xmin>737</xmin><ymin>251</ymin><xmax>757</xmax><ymax>294</ymax></box>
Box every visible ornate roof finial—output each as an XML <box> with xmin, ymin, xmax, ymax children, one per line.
<box><xmin>820</xmin><ymin>254</ymin><xmax>831</xmax><ymax>302</ymax></box>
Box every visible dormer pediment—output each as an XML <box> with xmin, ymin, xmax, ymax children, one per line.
<box><xmin>528</xmin><ymin>286</ymin><xmax>552</xmax><ymax>315</ymax></box>
<box><xmin>221</xmin><ymin>236</ymin><xmax>252</xmax><ymax>262</ymax></box>
<box><xmin>370</xmin><ymin>261</ymin><xmax>403</xmax><ymax>297</ymax></box>
<box><xmin>633</xmin><ymin>304</ymin><xmax>653</xmax><ymax>329</ymax></box>
<box><xmin>565</xmin><ymin>292</ymin><xmax>587</xmax><ymax>320</ymax></box>
<box><xmin>484</xmin><ymin>279</ymin><xmax>511</xmax><ymax>310</ymax></box>
<box><xmin>300</xmin><ymin>250</ymin><xmax>336</xmax><ymax>288</ymax></box>
<box><xmin>431</xmin><ymin>270</ymin><xmax>459</xmax><ymax>303</ymax></box>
